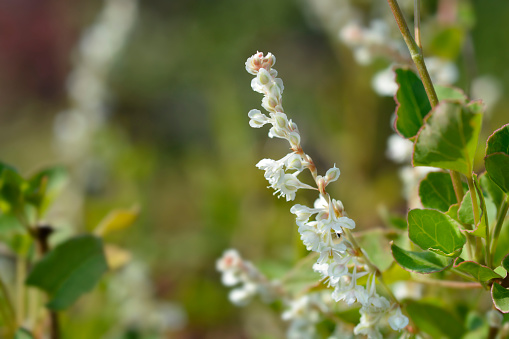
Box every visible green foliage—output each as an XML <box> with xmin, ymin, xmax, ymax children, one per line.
<box><xmin>479</xmin><ymin>172</ymin><xmax>505</xmax><ymax>211</ymax></box>
<box><xmin>435</xmin><ymin>85</ymin><xmax>468</xmax><ymax>103</ymax></box>
<box><xmin>485</xmin><ymin>124</ymin><xmax>509</xmax><ymax>193</ymax></box>
<box><xmin>429</xmin><ymin>27</ymin><xmax>465</xmax><ymax>59</ymax></box>
<box><xmin>24</xmin><ymin>167</ymin><xmax>68</xmax><ymax>217</ymax></box>
<box><xmin>405</xmin><ymin>300</ymin><xmax>466</xmax><ymax>338</ymax></box>
<box><xmin>14</xmin><ymin>328</ymin><xmax>34</xmax><ymax>339</ymax></box>
<box><xmin>491</xmin><ymin>283</ymin><xmax>509</xmax><ymax>313</ymax></box>
<box><xmin>0</xmin><ymin>164</ymin><xmax>26</xmax><ymax>215</ymax></box>
<box><xmin>418</xmin><ymin>171</ymin><xmax>457</xmax><ymax>212</ymax></box>
<box><xmin>391</xmin><ymin>243</ymin><xmax>453</xmax><ymax>274</ymax></box>
<box><xmin>407</xmin><ymin>208</ymin><xmax>466</xmax><ymax>256</ymax></box>
<box><xmin>393</xmin><ymin>68</ymin><xmax>431</xmax><ymax>139</ymax></box>
<box><xmin>453</xmin><ymin>258</ymin><xmax>502</xmax><ymax>282</ymax></box>
<box><xmin>0</xmin><ymin>163</ymin><xmax>68</xmax><ymax>218</ymax></box>
<box><xmin>413</xmin><ymin>101</ymin><xmax>483</xmax><ymax>175</ymax></box>
<box><xmin>26</xmin><ymin>235</ymin><xmax>108</xmax><ymax>310</ymax></box>
<box><xmin>502</xmin><ymin>254</ymin><xmax>509</xmax><ymax>271</ymax></box>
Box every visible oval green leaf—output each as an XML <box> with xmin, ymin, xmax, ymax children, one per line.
<box><xmin>408</xmin><ymin>208</ymin><xmax>466</xmax><ymax>256</ymax></box>
<box><xmin>484</xmin><ymin>124</ymin><xmax>509</xmax><ymax>193</ymax></box>
<box><xmin>454</xmin><ymin>258</ymin><xmax>502</xmax><ymax>282</ymax></box>
<box><xmin>419</xmin><ymin>171</ymin><xmax>458</xmax><ymax>212</ymax></box>
<box><xmin>26</xmin><ymin>235</ymin><xmax>108</xmax><ymax>310</ymax></box>
<box><xmin>492</xmin><ymin>283</ymin><xmax>509</xmax><ymax>313</ymax></box>
<box><xmin>413</xmin><ymin>101</ymin><xmax>483</xmax><ymax>175</ymax></box>
<box><xmin>393</xmin><ymin>68</ymin><xmax>432</xmax><ymax>139</ymax></box>
<box><xmin>391</xmin><ymin>243</ymin><xmax>453</xmax><ymax>274</ymax></box>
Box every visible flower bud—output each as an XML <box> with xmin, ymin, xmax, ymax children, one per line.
<box><xmin>288</xmin><ymin>132</ymin><xmax>301</xmax><ymax>149</ymax></box>
<box><xmin>247</xmin><ymin>109</ymin><xmax>269</xmax><ymax>128</ymax></box>
<box><xmin>257</xmin><ymin>68</ymin><xmax>271</xmax><ymax>85</ymax></box>
<box><xmin>325</xmin><ymin>165</ymin><xmax>340</xmax><ymax>184</ymax></box>
<box><xmin>245</xmin><ymin>51</ymin><xmax>264</xmax><ymax>75</ymax></box>
<box><xmin>286</xmin><ymin>154</ymin><xmax>303</xmax><ymax>171</ymax></box>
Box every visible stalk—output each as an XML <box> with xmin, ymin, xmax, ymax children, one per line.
<box><xmin>387</xmin><ymin>0</ymin><xmax>477</xmax><ymax>260</ymax></box>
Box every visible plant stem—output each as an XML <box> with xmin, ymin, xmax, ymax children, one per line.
<box><xmin>15</xmin><ymin>255</ymin><xmax>26</xmax><ymax>326</ymax></box>
<box><xmin>33</xmin><ymin>225</ymin><xmax>60</xmax><ymax>339</ymax></box>
<box><xmin>467</xmin><ymin>175</ymin><xmax>481</xmax><ymax>226</ymax></box>
<box><xmin>387</xmin><ymin>0</ymin><xmax>438</xmax><ymax>107</ymax></box>
<box><xmin>491</xmin><ymin>195</ymin><xmax>509</xmax><ymax>260</ymax></box>
<box><xmin>388</xmin><ymin>0</ymin><xmax>478</xmax><ymax>263</ymax></box>
<box><xmin>450</xmin><ymin>170</ymin><xmax>464</xmax><ymax>205</ymax></box>
<box><xmin>413</xmin><ymin>277</ymin><xmax>482</xmax><ymax>289</ymax></box>
<box><xmin>0</xmin><ymin>274</ymin><xmax>16</xmax><ymax>337</ymax></box>
<box><xmin>414</xmin><ymin>0</ymin><xmax>422</xmax><ymax>49</ymax></box>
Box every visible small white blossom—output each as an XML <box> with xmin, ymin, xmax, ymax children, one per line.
<box><xmin>248</xmin><ymin>109</ymin><xmax>270</xmax><ymax>128</ymax></box>
<box><xmin>388</xmin><ymin>307</ymin><xmax>409</xmax><ymax>331</ymax></box>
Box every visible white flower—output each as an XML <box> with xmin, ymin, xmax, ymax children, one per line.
<box><xmin>229</xmin><ymin>282</ymin><xmax>258</xmax><ymax>306</ymax></box>
<box><xmin>318</xmin><ymin>198</ymin><xmax>355</xmax><ymax>234</ymax></box>
<box><xmin>248</xmin><ymin>109</ymin><xmax>270</xmax><ymax>128</ymax></box>
<box><xmin>245</xmin><ymin>51</ymin><xmax>275</xmax><ymax>75</ymax></box>
<box><xmin>388</xmin><ymin>307</ymin><xmax>409</xmax><ymax>331</ymax></box>
<box><xmin>298</xmin><ymin>224</ymin><xmax>322</xmax><ymax>252</ymax></box>
<box><xmin>274</xmin><ymin>173</ymin><xmax>315</xmax><ymax>201</ymax></box>
<box><xmin>332</xmin><ymin>267</ymin><xmax>368</xmax><ymax>305</ymax></box>
<box><xmin>290</xmin><ymin>204</ymin><xmax>319</xmax><ymax>226</ymax></box>
<box><xmin>354</xmin><ymin>311</ymin><xmax>384</xmax><ymax>339</ymax></box>
<box><xmin>216</xmin><ymin>249</ymin><xmax>242</xmax><ymax>272</ymax></box>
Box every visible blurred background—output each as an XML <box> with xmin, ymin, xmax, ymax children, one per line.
<box><xmin>0</xmin><ymin>0</ymin><xmax>508</xmax><ymax>338</ymax></box>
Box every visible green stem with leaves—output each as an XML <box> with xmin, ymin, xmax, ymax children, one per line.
<box><xmin>388</xmin><ymin>0</ymin><xmax>480</xmax><ymax>261</ymax></box>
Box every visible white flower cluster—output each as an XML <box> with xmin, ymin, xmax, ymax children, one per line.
<box><xmin>243</xmin><ymin>52</ymin><xmax>409</xmax><ymax>338</ymax></box>
<box><xmin>216</xmin><ymin>249</ymin><xmax>277</xmax><ymax>306</ymax></box>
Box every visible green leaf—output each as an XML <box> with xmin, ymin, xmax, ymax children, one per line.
<box><xmin>492</xmin><ymin>283</ymin><xmax>509</xmax><ymax>313</ymax></box>
<box><xmin>445</xmin><ymin>203</ymin><xmax>460</xmax><ymax>223</ymax></box>
<box><xmin>502</xmin><ymin>254</ymin><xmax>509</xmax><ymax>272</ymax></box>
<box><xmin>408</xmin><ymin>209</ymin><xmax>466</xmax><ymax>256</ymax></box>
<box><xmin>14</xmin><ymin>328</ymin><xmax>34</xmax><ymax>339</ymax></box>
<box><xmin>479</xmin><ymin>172</ymin><xmax>505</xmax><ymax>210</ymax></box>
<box><xmin>94</xmin><ymin>205</ymin><xmax>140</xmax><ymax>237</ymax></box>
<box><xmin>25</xmin><ymin>167</ymin><xmax>68</xmax><ymax>216</ymax></box>
<box><xmin>0</xmin><ymin>167</ymin><xmax>26</xmax><ymax>215</ymax></box>
<box><xmin>419</xmin><ymin>171</ymin><xmax>458</xmax><ymax>212</ymax></box>
<box><xmin>413</xmin><ymin>101</ymin><xmax>483</xmax><ymax>175</ymax></box>
<box><xmin>393</xmin><ymin>68</ymin><xmax>432</xmax><ymax>139</ymax></box>
<box><xmin>429</xmin><ymin>27</ymin><xmax>465</xmax><ymax>59</ymax></box>
<box><xmin>391</xmin><ymin>243</ymin><xmax>453</xmax><ymax>274</ymax></box>
<box><xmin>458</xmin><ymin>189</ymin><xmax>496</xmax><ymax>238</ymax></box>
<box><xmin>406</xmin><ymin>300</ymin><xmax>466</xmax><ymax>338</ymax></box>
<box><xmin>458</xmin><ymin>191</ymin><xmax>479</xmax><ymax>225</ymax></box>
<box><xmin>435</xmin><ymin>85</ymin><xmax>468</xmax><ymax>102</ymax></box>
<box><xmin>26</xmin><ymin>235</ymin><xmax>108</xmax><ymax>310</ymax></box>
<box><xmin>485</xmin><ymin>124</ymin><xmax>509</xmax><ymax>193</ymax></box>
<box><xmin>454</xmin><ymin>258</ymin><xmax>502</xmax><ymax>282</ymax></box>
